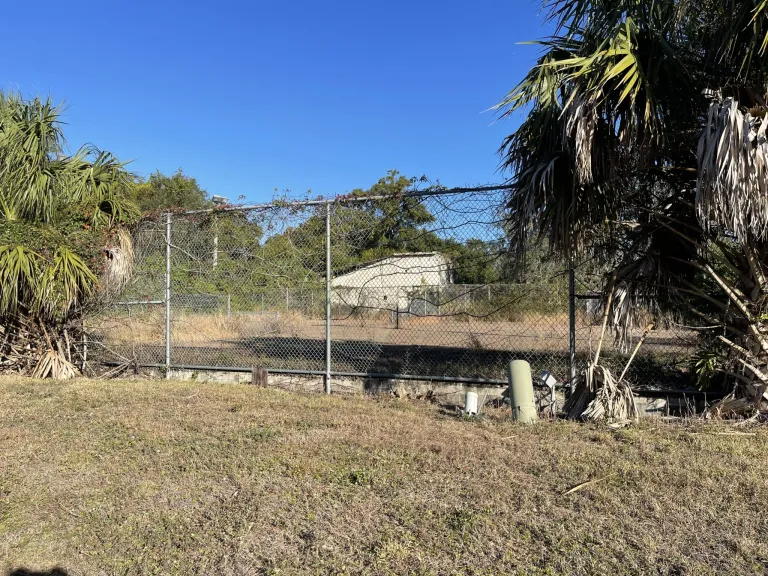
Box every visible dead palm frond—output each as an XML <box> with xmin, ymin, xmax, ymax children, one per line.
<box><xmin>579</xmin><ymin>364</ymin><xmax>638</xmax><ymax>422</ymax></box>
<box><xmin>697</xmin><ymin>96</ymin><xmax>768</xmax><ymax>243</ymax></box>
<box><xmin>101</xmin><ymin>229</ymin><xmax>135</xmax><ymax>296</ymax></box>
<box><xmin>564</xmin><ymin>361</ymin><xmax>640</xmax><ymax>423</ymax></box>
<box><xmin>563</xmin><ymin>274</ymin><xmax>638</xmax><ymax>423</ymax></box>
<box><xmin>32</xmin><ymin>348</ymin><xmax>78</xmax><ymax>380</ymax></box>
<box><xmin>562</xmin><ymin>274</ymin><xmax>641</xmax><ymax>423</ymax></box>
<box><xmin>564</xmin><ymin>91</ymin><xmax>598</xmax><ymax>185</ymax></box>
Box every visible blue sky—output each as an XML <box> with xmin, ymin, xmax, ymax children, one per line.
<box><xmin>4</xmin><ymin>0</ymin><xmax>546</xmax><ymax>203</ymax></box>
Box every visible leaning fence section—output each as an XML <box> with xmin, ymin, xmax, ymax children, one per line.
<box><xmin>88</xmin><ymin>187</ymin><xmax>698</xmax><ymax>392</ymax></box>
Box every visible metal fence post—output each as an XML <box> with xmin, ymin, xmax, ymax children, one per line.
<box><xmin>395</xmin><ymin>287</ymin><xmax>400</xmax><ymax>329</ymax></box>
<box><xmin>568</xmin><ymin>260</ymin><xmax>576</xmax><ymax>393</ymax></box>
<box><xmin>213</xmin><ymin>215</ymin><xmax>218</xmax><ymax>268</ymax></box>
<box><xmin>165</xmin><ymin>212</ymin><xmax>172</xmax><ymax>379</ymax></box>
<box><xmin>325</xmin><ymin>201</ymin><xmax>332</xmax><ymax>394</ymax></box>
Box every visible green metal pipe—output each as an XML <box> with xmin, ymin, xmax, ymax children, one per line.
<box><xmin>507</xmin><ymin>360</ymin><xmax>538</xmax><ymax>423</ymax></box>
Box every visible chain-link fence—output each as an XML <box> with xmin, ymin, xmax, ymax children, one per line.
<box><xmin>571</xmin><ymin>265</ymin><xmax>698</xmax><ymax>392</ymax></box>
<box><xmin>86</xmin><ymin>186</ymin><xmax>698</xmax><ymax>392</ymax></box>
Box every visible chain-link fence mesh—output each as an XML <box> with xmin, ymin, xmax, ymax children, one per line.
<box><xmin>572</xmin><ymin>265</ymin><xmax>698</xmax><ymax>391</ymax></box>
<box><xmin>86</xmin><ymin>219</ymin><xmax>168</xmax><ymax>368</ymax></box>
<box><xmin>324</xmin><ymin>191</ymin><xmax>572</xmax><ymax>382</ymax></box>
<box><xmin>87</xmin><ymin>188</ymin><xmax>699</xmax><ymax>391</ymax></box>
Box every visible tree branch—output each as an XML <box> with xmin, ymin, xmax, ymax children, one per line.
<box><xmin>744</xmin><ymin>242</ymin><xmax>767</xmax><ymax>295</ymax></box>
<box><xmin>716</xmin><ymin>335</ymin><xmax>759</xmax><ymax>363</ymax></box>
<box><xmin>703</xmin><ymin>263</ymin><xmax>768</xmax><ymax>353</ymax></box>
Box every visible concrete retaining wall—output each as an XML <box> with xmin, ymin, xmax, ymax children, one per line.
<box><xmin>143</xmin><ymin>367</ymin><xmax>700</xmax><ymax>416</ymax></box>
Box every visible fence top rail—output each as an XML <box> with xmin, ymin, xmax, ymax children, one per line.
<box><xmin>180</xmin><ymin>183</ymin><xmax>514</xmax><ymax>215</ymax></box>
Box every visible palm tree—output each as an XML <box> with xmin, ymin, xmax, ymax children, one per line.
<box><xmin>497</xmin><ymin>0</ymin><xmax>768</xmax><ymax>413</ymax></box>
<box><xmin>0</xmin><ymin>92</ymin><xmax>137</xmax><ymax>378</ymax></box>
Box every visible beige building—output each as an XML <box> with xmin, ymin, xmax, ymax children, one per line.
<box><xmin>331</xmin><ymin>252</ymin><xmax>453</xmax><ymax>312</ymax></box>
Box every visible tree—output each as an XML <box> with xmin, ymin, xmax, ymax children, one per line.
<box><xmin>0</xmin><ymin>92</ymin><xmax>136</xmax><ymax>378</ymax></box>
<box><xmin>276</xmin><ymin>171</ymin><xmax>443</xmax><ymax>274</ymax></box>
<box><xmin>132</xmin><ymin>169</ymin><xmax>209</xmax><ymax>212</ymax></box>
<box><xmin>497</xmin><ymin>0</ymin><xmax>768</xmax><ymax>409</ymax></box>
<box><xmin>450</xmin><ymin>239</ymin><xmax>503</xmax><ymax>284</ymax></box>
<box><xmin>269</xmin><ymin>170</ymin><xmax>510</xmax><ymax>284</ymax></box>
<box><xmin>349</xmin><ymin>170</ymin><xmax>438</xmax><ymax>257</ymax></box>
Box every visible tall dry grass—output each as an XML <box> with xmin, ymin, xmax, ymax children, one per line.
<box><xmin>88</xmin><ymin>310</ymin><xmax>312</xmax><ymax>346</ymax></box>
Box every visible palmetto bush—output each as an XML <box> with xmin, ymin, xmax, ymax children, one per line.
<box><xmin>498</xmin><ymin>0</ymin><xmax>768</xmax><ymax>412</ymax></box>
<box><xmin>0</xmin><ymin>92</ymin><xmax>136</xmax><ymax>378</ymax></box>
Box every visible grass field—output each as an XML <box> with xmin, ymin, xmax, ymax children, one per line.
<box><xmin>1</xmin><ymin>377</ymin><xmax>765</xmax><ymax>575</ymax></box>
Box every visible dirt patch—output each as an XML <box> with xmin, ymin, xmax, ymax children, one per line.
<box><xmin>89</xmin><ymin>312</ymin><xmax>696</xmax><ymax>385</ymax></box>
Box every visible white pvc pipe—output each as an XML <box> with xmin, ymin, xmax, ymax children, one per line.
<box><xmin>465</xmin><ymin>391</ymin><xmax>478</xmax><ymax>415</ymax></box>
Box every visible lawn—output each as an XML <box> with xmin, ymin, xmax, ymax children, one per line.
<box><xmin>1</xmin><ymin>377</ymin><xmax>766</xmax><ymax>575</ymax></box>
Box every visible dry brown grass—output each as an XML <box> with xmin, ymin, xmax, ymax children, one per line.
<box><xmin>86</xmin><ymin>311</ymin><xmax>289</xmax><ymax>347</ymax></box>
<box><xmin>90</xmin><ymin>310</ymin><xmax>692</xmax><ymax>355</ymax></box>
<box><xmin>2</xmin><ymin>377</ymin><xmax>766</xmax><ymax>575</ymax></box>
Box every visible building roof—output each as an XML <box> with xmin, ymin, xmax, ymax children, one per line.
<box><xmin>333</xmin><ymin>252</ymin><xmax>452</xmax><ymax>278</ymax></box>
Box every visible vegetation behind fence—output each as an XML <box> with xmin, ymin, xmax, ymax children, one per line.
<box><xmin>89</xmin><ymin>184</ymin><xmax>697</xmax><ymax>389</ymax></box>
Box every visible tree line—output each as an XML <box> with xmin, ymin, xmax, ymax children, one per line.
<box><xmin>127</xmin><ymin>170</ymin><xmax>559</xmax><ymax>309</ymax></box>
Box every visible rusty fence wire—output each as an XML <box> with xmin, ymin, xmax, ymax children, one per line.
<box><xmin>87</xmin><ymin>187</ymin><xmax>698</xmax><ymax>392</ymax></box>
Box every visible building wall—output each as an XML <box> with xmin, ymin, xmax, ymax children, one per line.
<box><xmin>331</xmin><ymin>253</ymin><xmax>452</xmax><ymax>311</ymax></box>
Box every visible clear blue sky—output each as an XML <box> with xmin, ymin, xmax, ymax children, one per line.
<box><xmin>4</xmin><ymin>0</ymin><xmax>546</xmax><ymax>203</ymax></box>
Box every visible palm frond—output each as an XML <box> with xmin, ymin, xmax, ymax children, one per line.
<box><xmin>0</xmin><ymin>245</ymin><xmax>41</xmax><ymax>315</ymax></box>
<box><xmin>32</xmin><ymin>348</ymin><xmax>78</xmax><ymax>380</ymax></box>
<box><xmin>37</xmin><ymin>246</ymin><xmax>98</xmax><ymax>318</ymax></box>
<box><xmin>697</xmin><ymin>96</ymin><xmax>768</xmax><ymax>242</ymax></box>
<box><xmin>101</xmin><ymin>229</ymin><xmax>135</xmax><ymax>296</ymax></box>
<box><xmin>0</xmin><ymin>92</ymin><xmax>66</xmax><ymax>222</ymax></box>
<box><xmin>65</xmin><ymin>147</ymin><xmax>137</xmax><ymax>226</ymax></box>
<box><xmin>496</xmin><ymin>10</ymin><xmax>692</xmax><ymax>257</ymax></box>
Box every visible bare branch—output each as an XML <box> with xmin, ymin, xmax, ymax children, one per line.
<box><xmin>703</xmin><ymin>263</ymin><xmax>768</xmax><ymax>352</ymax></box>
<box><xmin>744</xmin><ymin>243</ymin><xmax>767</xmax><ymax>294</ymax></box>
<box><xmin>716</xmin><ymin>335</ymin><xmax>759</xmax><ymax>363</ymax></box>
